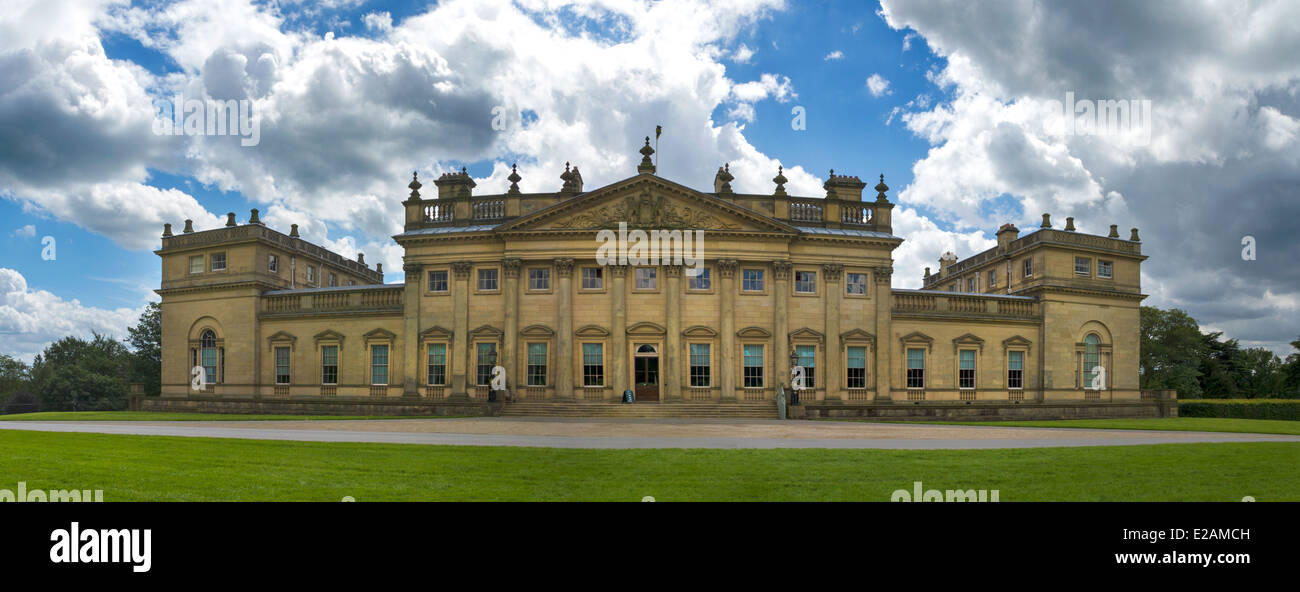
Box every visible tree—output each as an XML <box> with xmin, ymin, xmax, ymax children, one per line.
<box><xmin>1283</xmin><ymin>335</ymin><xmax>1300</xmax><ymax>398</ymax></box>
<box><xmin>1139</xmin><ymin>306</ymin><xmax>1205</xmax><ymax>396</ymax></box>
<box><xmin>0</xmin><ymin>354</ymin><xmax>31</xmax><ymax>411</ymax></box>
<box><xmin>127</xmin><ymin>302</ymin><xmax>162</xmax><ymax>395</ymax></box>
<box><xmin>30</xmin><ymin>334</ymin><xmax>131</xmax><ymax>412</ymax></box>
<box><xmin>1198</xmin><ymin>332</ymin><xmax>1241</xmax><ymax>398</ymax></box>
<box><xmin>1235</xmin><ymin>347</ymin><xmax>1283</xmax><ymax>398</ymax></box>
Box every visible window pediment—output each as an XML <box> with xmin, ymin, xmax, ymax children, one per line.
<box><xmin>736</xmin><ymin>326</ymin><xmax>772</xmax><ymax>339</ymax></box>
<box><xmin>575</xmin><ymin>324</ymin><xmax>611</xmax><ymax>337</ymax></box>
<box><xmin>520</xmin><ymin>324</ymin><xmax>556</xmax><ymax>337</ymax></box>
<box><xmin>952</xmin><ymin>333</ymin><xmax>985</xmax><ymax>353</ymax></box>
<box><xmin>627</xmin><ymin>321</ymin><xmax>667</xmax><ymax>336</ymax></box>
<box><xmin>899</xmin><ymin>331</ymin><xmax>934</xmax><ymax>352</ymax></box>
<box><xmin>681</xmin><ymin>325</ymin><xmax>718</xmax><ymax>338</ymax></box>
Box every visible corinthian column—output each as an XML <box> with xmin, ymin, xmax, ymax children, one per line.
<box><xmin>663</xmin><ymin>265</ymin><xmax>683</xmax><ymax>402</ymax></box>
<box><xmin>451</xmin><ymin>261</ymin><xmax>473</xmax><ymax>397</ymax></box>
<box><xmin>502</xmin><ymin>258</ymin><xmax>521</xmax><ymax>393</ymax></box>
<box><xmin>773</xmin><ymin>260</ymin><xmax>792</xmax><ymax>394</ymax></box>
<box><xmin>718</xmin><ymin>259</ymin><xmax>738</xmax><ymax>401</ymax></box>
<box><xmin>610</xmin><ymin>265</ymin><xmax>628</xmax><ymax>397</ymax></box>
<box><xmin>555</xmin><ymin>258</ymin><xmax>575</xmax><ymax>399</ymax></box>
<box><xmin>823</xmin><ymin>263</ymin><xmax>843</xmax><ymax>401</ymax></box>
<box><xmin>402</xmin><ymin>263</ymin><xmax>421</xmax><ymax>397</ymax></box>
<box><xmin>873</xmin><ymin>265</ymin><xmax>893</xmax><ymax>401</ymax></box>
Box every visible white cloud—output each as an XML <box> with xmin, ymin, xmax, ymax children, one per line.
<box><xmin>732</xmin><ymin>43</ymin><xmax>755</xmax><ymax>63</ymax></box>
<box><xmin>362</xmin><ymin>11</ymin><xmax>393</xmax><ymax>34</ymax></box>
<box><xmin>12</xmin><ymin>225</ymin><xmax>36</xmax><ymax>238</ymax></box>
<box><xmin>823</xmin><ymin>50</ymin><xmax>843</xmax><ymax>61</ymax></box>
<box><xmin>866</xmin><ymin>73</ymin><xmax>892</xmax><ymax>97</ymax></box>
<box><xmin>0</xmin><ymin>267</ymin><xmax>144</xmax><ymax>363</ymax></box>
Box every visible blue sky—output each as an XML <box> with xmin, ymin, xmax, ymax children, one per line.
<box><xmin>3</xmin><ymin>0</ymin><xmax>1299</xmax><ymax>361</ymax></box>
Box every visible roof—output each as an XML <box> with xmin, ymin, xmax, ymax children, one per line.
<box><xmin>793</xmin><ymin>226</ymin><xmax>901</xmax><ymax>240</ymax></box>
<box><xmin>892</xmin><ymin>288</ymin><xmax>1037</xmax><ymax>300</ymax></box>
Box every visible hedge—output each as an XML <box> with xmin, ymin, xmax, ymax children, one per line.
<box><xmin>1178</xmin><ymin>399</ymin><xmax>1300</xmax><ymax>421</ymax></box>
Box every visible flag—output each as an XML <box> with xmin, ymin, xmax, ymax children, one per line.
<box><xmin>655</xmin><ymin>125</ymin><xmax>662</xmax><ymax>140</ymax></box>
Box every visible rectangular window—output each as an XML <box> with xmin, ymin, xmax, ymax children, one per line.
<box><xmin>846</xmin><ymin>346</ymin><xmax>867</xmax><ymax>389</ymax></box>
<box><xmin>1075</xmin><ymin>257</ymin><xmax>1091</xmax><ymax>277</ymax></box>
<box><xmin>742</xmin><ymin>269</ymin><xmax>765</xmax><ymax>292</ymax></box>
<box><xmin>794</xmin><ymin>270</ymin><xmax>816</xmax><ymax>293</ymax></box>
<box><xmin>967</xmin><ymin>277</ymin><xmax>976</xmax><ymax>292</ymax></box>
<box><xmin>906</xmin><ymin>348</ymin><xmax>925</xmax><ymax>389</ymax></box>
<box><xmin>475</xmin><ymin>342</ymin><xmax>497</xmax><ymax>386</ymax></box>
<box><xmin>988</xmin><ymin>269</ymin><xmax>997</xmax><ymax>287</ymax></box>
<box><xmin>427</xmin><ymin>270</ymin><xmax>448</xmax><ymax>292</ymax></box>
<box><xmin>307</xmin><ymin>265</ymin><xmax>316</xmax><ymax>284</ymax></box>
<box><xmin>1008</xmin><ymin>351</ymin><xmax>1024</xmax><ymax>390</ymax></box>
<box><xmin>635</xmin><ymin>267</ymin><xmax>657</xmax><ymax>290</ymax></box>
<box><xmin>210</xmin><ymin>252</ymin><xmax>226</xmax><ymax>271</ymax></box>
<box><xmin>689</xmin><ymin>343</ymin><xmax>711</xmax><ymax>387</ymax></box>
<box><xmin>527</xmin><ymin>343</ymin><xmax>548</xmax><ymax>386</ymax></box>
<box><xmin>528</xmin><ymin>268</ymin><xmax>551</xmax><ymax>291</ymax></box>
<box><xmin>1098</xmin><ymin>260</ymin><xmax>1113</xmax><ymax>279</ymax></box>
<box><xmin>202</xmin><ymin>346</ymin><xmax>218</xmax><ymax>385</ymax></box>
<box><xmin>959</xmin><ymin>350</ymin><xmax>976</xmax><ymax>389</ymax></box>
<box><xmin>581</xmin><ymin>267</ymin><xmax>603</xmax><ymax>290</ymax></box>
<box><xmin>1022</xmin><ymin>258</ymin><xmax>1033</xmax><ymax>278</ymax></box>
<box><xmin>582</xmin><ymin>343</ymin><xmax>604</xmax><ymax>386</ymax></box>
<box><xmin>427</xmin><ymin>343</ymin><xmax>447</xmax><ymax>386</ymax></box>
<box><xmin>846</xmin><ymin>273</ymin><xmax>867</xmax><ymax>295</ymax></box>
<box><xmin>951</xmin><ymin>284</ymin><xmax>957</xmax><ymax>292</ymax></box>
<box><xmin>189</xmin><ymin>255</ymin><xmax>203</xmax><ymax>274</ymax></box>
<box><xmin>268</xmin><ymin>254</ymin><xmax>278</xmax><ymax>273</ymax></box>
<box><xmin>321</xmin><ymin>345</ymin><xmax>338</xmax><ymax>385</ymax></box>
<box><xmin>274</xmin><ymin>347</ymin><xmax>290</xmax><ymax>385</ymax></box>
<box><xmin>477</xmin><ymin>268</ymin><xmax>499</xmax><ymax>291</ymax></box>
<box><xmin>688</xmin><ymin>267</ymin><xmax>711</xmax><ymax>291</ymax></box>
<box><xmin>795</xmin><ymin>345</ymin><xmax>816</xmax><ymax>389</ymax></box>
<box><xmin>743</xmin><ymin>344</ymin><xmax>764</xmax><ymax>388</ymax></box>
<box><xmin>329</xmin><ymin>272</ymin><xmax>337</xmax><ymax>287</ymax></box>
<box><xmin>370</xmin><ymin>344</ymin><xmax>389</xmax><ymax>385</ymax></box>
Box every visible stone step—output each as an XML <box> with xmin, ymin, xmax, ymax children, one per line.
<box><xmin>499</xmin><ymin>402</ymin><xmax>779</xmax><ymax>419</ymax></box>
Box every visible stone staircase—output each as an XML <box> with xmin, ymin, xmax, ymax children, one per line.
<box><xmin>498</xmin><ymin>401</ymin><xmax>780</xmax><ymax>419</ymax></box>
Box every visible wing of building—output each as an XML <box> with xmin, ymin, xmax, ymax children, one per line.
<box><xmin>151</xmin><ymin>138</ymin><xmax>1175</xmax><ymax>419</ymax></box>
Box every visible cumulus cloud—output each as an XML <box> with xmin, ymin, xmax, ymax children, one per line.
<box><xmin>879</xmin><ymin>0</ymin><xmax>1300</xmax><ymax>353</ymax></box>
<box><xmin>732</xmin><ymin>43</ymin><xmax>755</xmax><ymax>63</ymax></box>
<box><xmin>12</xmin><ymin>225</ymin><xmax>36</xmax><ymax>238</ymax></box>
<box><xmin>361</xmin><ymin>11</ymin><xmax>393</xmax><ymax>34</ymax></box>
<box><xmin>824</xmin><ymin>50</ymin><xmax>843</xmax><ymax>61</ymax></box>
<box><xmin>0</xmin><ymin>267</ymin><xmax>144</xmax><ymax>363</ymax></box>
<box><xmin>866</xmin><ymin>73</ymin><xmax>892</xmax><ymax>97</ymax></box>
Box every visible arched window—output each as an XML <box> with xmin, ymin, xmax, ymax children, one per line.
<box><xmin>1083</xmin><ymin>333</ymin><xmax>1101</xmax><ymax>384</ymax></box>
<box><xmin>200</xmin><ymin>330</ymin><xmax>218</xmax><ymax>385</ymax></box>
<box><xmin>636</xmin><ymin>344</ymin><xmax>657</xmax><ymax>355</ymax></box>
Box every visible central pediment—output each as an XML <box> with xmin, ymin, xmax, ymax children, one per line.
<box><xmin>498</xmin><ymin>174</ymin><xmax>799</xmax><ymax>234</ymax></box>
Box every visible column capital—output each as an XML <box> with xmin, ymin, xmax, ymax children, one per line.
<box><xmin>664</xmin><ymin>264</ymin><xmax>683</xmax><ymax>278</ymax></box>
<box><xmin>502</xmin><ymin>258</ymin><xmax>522</xmax><ymax>278</ymax></box>
<box><xmin>873</xmin><ymin>265</ymin><xmax>893</xmax><ymax>284</ymax></box>
<box><xmin>608</xmin><ymin>264</ymin><xmax>629</xmax><ymax>277</ymax></box>
<box><xmin>822</xmin><ymin>263</ymin><xmax>844</xmax><ymax>281</ymax></box>
<box><xmin>451</xmin><ymin>261</ymin><xmax>473</xmax><ymax>279</ymax></box>
<box><xmin>772</xmin><ymin>260</ymin><xmax>793</xmax><ymax>280</ymax></box>
<box><xmin>554</xmin><ymin>257</ymin><xmax>575</xmax><ymax>276</ymax></box>
<box><xmin>717</xmin><ymin>259</ymin><xmax>738</xmax><ymax>278</ymax></box>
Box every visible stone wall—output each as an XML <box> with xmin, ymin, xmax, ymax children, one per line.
<box><xmin>139</xmin><ymin>396</ymin><xmax>502</xmax><ymax>417</ymax></box>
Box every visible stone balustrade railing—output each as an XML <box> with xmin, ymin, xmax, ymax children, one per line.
<box><xmin>892</xmin><ymin>289</ymin><xmax>1041</xmax><ymax>319</ymax></box>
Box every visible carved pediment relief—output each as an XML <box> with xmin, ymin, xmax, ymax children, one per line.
<box><xmin>500</xmin><ymin>177</ymin><xmax>797</xmax><ymax>234</ymax></box>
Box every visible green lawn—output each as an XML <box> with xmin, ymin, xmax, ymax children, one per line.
<box><xmin>885</xmin><ymin>417</ymin><xmax>1300</xmax><ymax>436</ymax></box>
<box><xmin>0</xmin><ymin>411</ymin><xmax>434</xmax><ymax>422</ymax></box>
<box><xmin>0</xmin><ymin>431</ymin><xmax>1294</xmax><ymax>501</ymax></box>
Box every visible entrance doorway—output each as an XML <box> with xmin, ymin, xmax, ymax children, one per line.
<box><xmin>633</xmin><ymin>343</ymin><xmax>659</xmax><ymax>402</ymax></box>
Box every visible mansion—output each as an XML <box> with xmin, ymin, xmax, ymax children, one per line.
<box><xmin>152</xmin><ymin>138</ymin><xmax>1172</xmax><ymax>419</ymax></box>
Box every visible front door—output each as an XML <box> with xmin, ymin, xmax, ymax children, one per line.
<box><xmin>633</xmin><ymin>344</ymin><xmax>660</xmax><ymax>402</ymax></box>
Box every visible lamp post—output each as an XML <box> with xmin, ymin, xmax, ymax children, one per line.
<box><xmin>788</xmin><ymin>348</ymin><xmax>800</xmax><ymax>406</ymax></box>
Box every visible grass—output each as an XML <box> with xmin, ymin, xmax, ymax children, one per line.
<box><xmin>878</xmin><ymin>417</ymin><xmax>1300</xmax><ymax>436</ymax></box>
<box><xmin>0</xmin><ymin>411</ymin><xmax>435</xmax><ymax>422</ymax></box>
<box><xmin>0</xmin><ymin>430</ymin><xmax>1295</xmax><ymax>501</ymax></box>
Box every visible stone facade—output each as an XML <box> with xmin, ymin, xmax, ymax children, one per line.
<box><xmin>156</xmin><ymin>146</ymin><xmax>1151</xmax><ymax>415</ymax></box>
